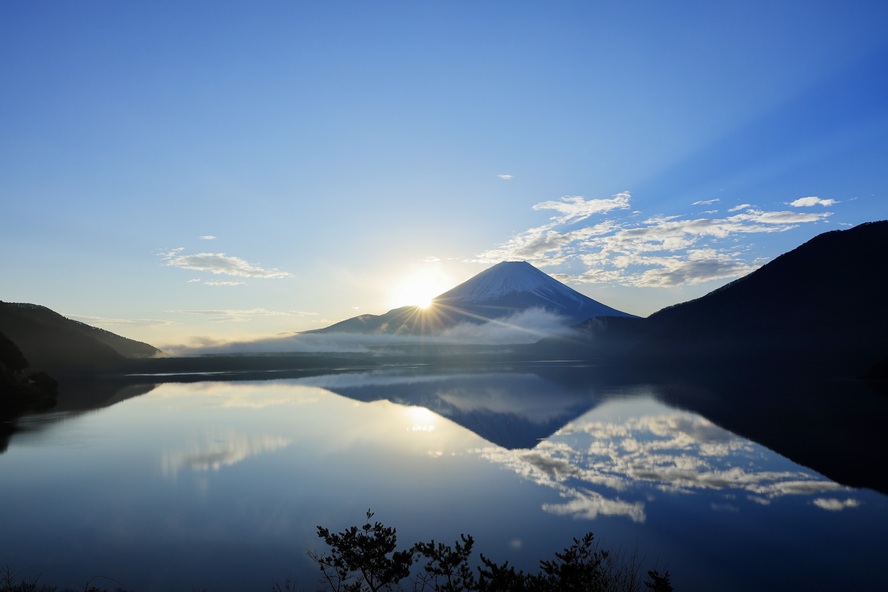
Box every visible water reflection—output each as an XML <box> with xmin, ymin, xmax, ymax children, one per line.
<box><xmin>1</xmin><ymin>372</ymin><xmax>885</xmax><ymax>592</ymax></box>
<box><xmin>478</xmin><ymin>396</ymin><xmax>850</xmax><ymax>524</ymax></box>
<box><xmin>162</xmin><ymin>432</ymin><xmax>292</xmax><ymax>475</ymax></box>
<box><xmin>291</xmin><ymin>369</ymin><xmax>603</xmax><ymax>449</ymax></box>
<box><xmin>144</xmin><ymin>379</ymin><xmax>490</xmax><ymax>480</ymax></box>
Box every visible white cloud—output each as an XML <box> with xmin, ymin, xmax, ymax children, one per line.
<box><xmin>734</xmin><ymin>209</ymin><xmax>828</xmax><ymax>224</ymax></box>
<box><xmin>790</xmin><ymin>196</ymin><xmax>838</xmax><ymax>207</ymax></box>
<box><xmin>199</xmin><ymin>235</ymin><xmax>217</xmax><ymax>240</ymax></box>
<box><xmin>479</xmin><ymin>220</ymin><xmax>618</xmax><ymax>265</ymax></box>
<box><xmin>497</xmin><ymin>174</ymin><xmax>513</xmax><ymax>180</ymax></box>
<box><xmin>478</xmin><ymin>192</ymin><xmax>833</xmax><ymax>288</ymax></box>
<box><xmin>629</xmin><ymin>253</ymin><xmax>759</xmax><ymax>288</ymax></box>
<box><xmin>161</xmin><ymin>248</ymin><xmax>291</xmax><ymax>279</ymax></box>
<box><xmin>693</xmin><ymin>198</ymin><xmax>720</xmax><ymax>206</ymax></box>
<box><xmin>532</xmin><ymin>193</ymin><xmax>631</xmax><ymax>225</ymax></box>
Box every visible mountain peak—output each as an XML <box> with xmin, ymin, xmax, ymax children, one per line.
<box><xmin>433</xmin><ymin>261</ymin><xmax>634</xmax><ymax>322</ymax></box>
<box><xmin>435</xmin><ymin>261</ymin><xmax>571</xmax><ymax>305</ymax></box>
<box><xmin>312</xmin><ymin>260</ymin><xmax>635</xmax><ymax>336</ymax></box>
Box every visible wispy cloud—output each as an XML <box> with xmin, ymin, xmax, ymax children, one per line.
<box><xmin>478</xmin><ymin>192</ymin><xmax>833</xmax><ymax>288</ymax></box>
<box><xmin>170</xmin><ymin>308</ymin><xmax>305</xmax><ymax>323</ymax></box>
<box><xmin>199</xmin><ymin>235</ymin><xmax>217</xmax><ymax>240</ymax></box>
<box><xmin>693</xmin><ymin>198</ymin><xmax>720</xmax><ymax>206</ymax></box>
<box><xmin>497</xmin><ymin>174</ymin><xmax>513</xmax><ymax>180</ymax></box>
<box><xmin>161</xmin><ymin>248</ymin><xmax>291</xmax><ymax>279</ymax></box>
<box><xmin>69</xmin><ymin>314</ymin><xmax>174</xmax><ymax>328</ymax></box>
<box><xmin>789</xmin><ymin>196</ymin><xmax>838</xmax><ymax>207</ymax></box>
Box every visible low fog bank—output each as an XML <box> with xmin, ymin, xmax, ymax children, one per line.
<box><xmin>164</xmin><ymin>309</ymin><xmax>577</xmax><ymax>356</ymax></box>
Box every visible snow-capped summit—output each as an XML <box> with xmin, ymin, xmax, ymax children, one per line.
<box><xmin>434</xmin><ymin>261</ymin><xmax>634</xmax><ymax>324</ymax></box>
<box><xmin>312</xmin><ymin>261</ymin><xmax>635</xmax><ymax>336</ymax></box>
<box><xmin>436</xmin><ymin>261</ymin><xmax>580</xmax><ymax>304</ymax></box>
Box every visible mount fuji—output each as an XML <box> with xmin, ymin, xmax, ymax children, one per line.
<box><xmin>313</xmin><ymin>261</ymin><xmax>635</xmax><ymax>336</ymax></box>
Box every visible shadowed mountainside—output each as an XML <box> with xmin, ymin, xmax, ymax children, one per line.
<box><xmin>0</xmin><ymin>302</ymin><xmax>162</xmax><ymax>376</ymax></box>
<box><xmin>0</xmin><ymin>330</ymin><xmax>58</xmax><ymax>419</ymax></box>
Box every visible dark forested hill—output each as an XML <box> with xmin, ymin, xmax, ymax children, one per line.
<box><xmin>637</xmin><ymin>220</ymin><xmax>888</xmax><ymax>375</ymax></box>
<box><xmin>1</xmin><ymin>330</ymin><xmax>58</xmax><ymax>419</ymax></box>
<box><xmin>0</xmin><ymin>302</ymin><xmax>162</xmax><ymax>375</ymax></box>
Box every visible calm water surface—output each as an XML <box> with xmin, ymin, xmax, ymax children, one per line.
<box><xmin>1</xmin><ymin>369</ymin><xmax>885</xmax><ymax>591</ymax></box>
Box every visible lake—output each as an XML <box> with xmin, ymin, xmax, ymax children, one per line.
<box><xmin>1</xmin><ymin>365</ymin><xmax>886</xmax><ymax>591</ymax></box>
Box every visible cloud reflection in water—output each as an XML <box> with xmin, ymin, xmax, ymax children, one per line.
<box><xmin>162</xmin><ymin>432</ymin><xmax>292</xmax><ymax>476</ymax></box>
<box><xmin>478</xmin><ymin>397</ymin><xmax>854</xmax><ymax>523</ymax></box>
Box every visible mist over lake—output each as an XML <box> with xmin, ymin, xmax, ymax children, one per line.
<box><xmin>2</xmin><ymin>365</ymin><xmax>885</xmax><ymax>592</ymax></box>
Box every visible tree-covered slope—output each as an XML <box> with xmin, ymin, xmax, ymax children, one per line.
<box><xmin>0</xmin><ymin>302</ymin><xmax>162</xmax><ymax>375</ymax></box>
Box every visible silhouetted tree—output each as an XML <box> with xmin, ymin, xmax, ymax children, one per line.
<box><xmin>644</xmin><ymin>569</ymin><xmax>673</xmax><ymax>592</ymax></box>
<box><xmin>309</xmin><ymin>510</ymin><xmax>414</xmax><ymax>592</ymax></box>
<box><xmin>528</xmin><ymin>532</ymin><xmax>608</xmax><ymax>591</ymax></box>
<box><xmin>475</xmin><ymin>555</ymin><xmax>529</xmax><ymax>592</ymax></box>
<box><xmin>413</xmin><ymin>535</ymin><xmax>477</xmax><ymax>592</ymax></box>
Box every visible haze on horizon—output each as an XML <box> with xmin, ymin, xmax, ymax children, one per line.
<box><xmin>2</xmin><ymin>1</ymin><xmax>887</xmax><ymax>350</ymax></box>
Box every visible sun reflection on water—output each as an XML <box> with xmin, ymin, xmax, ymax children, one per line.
<box><xmin>406</xmin><ymin>405</ymin><xmax>438</xmax><ymax>432</ymax></box>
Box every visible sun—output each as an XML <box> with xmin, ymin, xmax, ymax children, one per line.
<box><xmin>395</xmin><ymin>281</ymin><xmax>436</xmax><ymax>309</ymax></box>
<box><xmin>392</xmin><ymin>266</ymin><xmax>451</xmax><ymax>310</ymax></box>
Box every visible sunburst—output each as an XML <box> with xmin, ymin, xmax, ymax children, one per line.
<box><xmin>392</xmin><ymin>267</ymin><xmax>451</xmax><ymax>310</ymax></box>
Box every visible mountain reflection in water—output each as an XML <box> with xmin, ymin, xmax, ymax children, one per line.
<box><xmin>0</xmin><ymin>367</ymin><xmax>885</xmax><ymax>592</ymax></box>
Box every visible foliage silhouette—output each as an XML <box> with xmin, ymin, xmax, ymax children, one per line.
<box><xmin>644</xmin><ymin>569</ymin><xmax>673</xmax><ymax>592</ymax></box>
<box><xmin>413</xmin><ymin>534</ymin><xmax>476</xmax><ymax>592</ymax></box>
<box><xmin>309</xmin><ymin>511</ymin><xmax>672</xmax><ymax>592</ymax></box>
<box><xmin>309</xmin><ymin>510</ymin><xmax>414</xmax><ymax>592</ymax></box>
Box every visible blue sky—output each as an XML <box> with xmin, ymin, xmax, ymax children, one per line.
<box><xmin>2</xmin><ymin>1</ymin><xmax>887</xmax><ymax>349</ymax></box>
